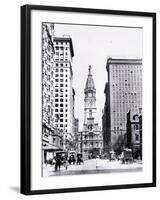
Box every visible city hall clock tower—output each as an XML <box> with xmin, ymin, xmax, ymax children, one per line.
<box><xmin>79</xmin><ymin>65</ymin><xmax>103</xmax><ymax>158</ymax></box>
<box><xmin>84</xmin><ymin>66</ymin><xmax>97</xmax><ymax>126</ymax></box>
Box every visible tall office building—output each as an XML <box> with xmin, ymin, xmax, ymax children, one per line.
<box><xmin>52</xmin><ymin>36</ymin><xmax>76</xmax><ymax>140</ymax></box>
<box><xmin>103</xmin><ymin>58</ymin><xmax>142</xmax><ymax>150</ymax></box>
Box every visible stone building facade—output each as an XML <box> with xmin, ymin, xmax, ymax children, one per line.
<box><xmin>42</xmin><ymin>23</ymin><xmax>63</xmax><ymax>164</ymax></box>
<box><xmin>126</xmin><ymin>111</ymin><xmax>142</xmax><ymax>159</ymax></box>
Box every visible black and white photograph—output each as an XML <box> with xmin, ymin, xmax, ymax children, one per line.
<box><xmin>20</xmin><ymin>5</ymin><xmax>156</xmax><ymax>194</ymax></box>
<box><xmin>42</xmin><ymin>22</ymin><xmax>143</xmax><ymax>177</ymax></box>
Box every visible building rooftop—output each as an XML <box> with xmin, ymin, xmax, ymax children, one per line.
<box><xmin>54</xmin><ymin>36</ymin><xmax>74</xmax><ymax>57</ymax></box>
<box><xmin>106</xmin><ymin>58</ymin><xmax>142</xmax><ymax>71</ymax></box>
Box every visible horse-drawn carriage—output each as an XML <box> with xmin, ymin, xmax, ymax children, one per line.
<box><xmin>68</xmin><ymin>151</ymin><xmax>76</xmax><ymax>165</ymax></box>
<box><xmin>68</xmin><ymin>151</ymin><xmax>84</xmax><ymax>165</ymax></box>
<box><xmin>54</xmin><ymin>151</ymin><xmax>68</xmax><ymax>171</ymax></box>
<box><xmin>55</xmin><ymin>151</ymin><xmax>67</xmax><ymax>164</ymax></box>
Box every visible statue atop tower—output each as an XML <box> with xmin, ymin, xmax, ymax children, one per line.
<box><xmin>88</xmin><ymin>65</ymin><xmax>91</xmax><ymax>74</ymax></box>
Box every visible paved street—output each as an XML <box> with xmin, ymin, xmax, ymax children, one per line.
<box><xmin>43</xmin><ymin>159</ymin><xmax>142</xmax><ymax>177</ymax></box>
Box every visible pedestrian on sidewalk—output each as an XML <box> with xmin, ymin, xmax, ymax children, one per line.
<box><xmin>55</xmin><ymin>155</ymin><xmax>62</xmax><ymax>172</ymax></box>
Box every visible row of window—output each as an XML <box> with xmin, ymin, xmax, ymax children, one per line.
<box><xmin>111</xmin><ymin>65</ymin><xmax>142</xmax><ymax>70</ymax></box>
<box><xmin>112</xmin><ymin>80</ymin><xmax>142</xmax><ymax>84</ymax></box>
<box><xmin>54</xmin><ymin>42</ymin><xmax>69</xmax><ymax>46</ymax></box>
<box><xmin>82</xmin><ymin>136</ymin><xmax>102</xmax><ymax>140</ymax></box>
<box><xmin>55</xmin><ymin>46</ymin><xmax>68</xmax><ymax>51</ymax></box>
<box><xmin>55</xmin><ymin>73</ymin><xmax>68</xmax><ymax>77</ymax></box>
<box><xmin>112</xmin><ymin>82</ymin><xmax>142</xmax><ymax>86</ymax></box>
<box><xmin>112</xmin><ymin>85</ymin><xmax>142</xmax><ymax>89</ymax></box>
<box><xmin>112</xmin><ymin>97</ymin><xmax>142</xmax><ymax>101</ymax></box>
<box><xmin>111</xmin><ymin>73</ymin><xmax>142</xmax><ymax>77</ymax></box>
<box><xmin>112</xmin><ymin>94</ymin><xmax>142</xmax><ymax>98</ymax></box>
<box><xmin>112</xmin><ymin>93</ymin><xmax>141</xmax><ymax>97</ymax></box>
<box><xmin>112</xmin><ymin>102</ymin><xmax>141</xmax><ymax>106</ymax></box>
<box><xmin>55</xmin><ymin>79</ymin><xmax>68</xmax><ymax>82</ymax></box>
<box><xmin>112</xmin><ymin>106</ymin><xmax>142</xmax><ymax>111</ymax></box>
<box><xmin>55</xmin><ymin>83</ymin><xmax>68</xmax><ymax>87</ymax></box>
<box><xmin>55</xmin><ymin>98</ymin><xmax>68</xmax><ymax>102</ymax></box>
<box><xmin>55</xmin><ymin>103</ymin><xmax>68</xmax><ymax>107</ymax></box>
<box><xmin>55</xmin><ymin>118</ymin><xmax>68</xmax><ymax>122</ymax></box>
<box><xmin>111</xmin><ymin>70</ymin><xmax>142</xmax><ymax>75</ymax></box>
<box><xmin>55</xmin><ymin>124</ymin><xmax>68</xmax><ymax>128</ymax></box>
<box><xmin>112</xmin><ymin>101</ymin><xmax>142</xmax><ymax>105</ymax></box>
<box><xmin>112</xmin><ymin>108</ymin><xmax>141</xmax><ymax>114</ymax></box>
<box><xmin>112</xmin><ymin>76</ymin><xmax>142</xmax><ymax>80</ymax></box>
<box><xmin>43</xmin><ymin>93</ymin><xmax>69</xmax><ymax>101</ymax></box>
<box><xmin>55</xmin><ymin>63</ymin><xmax>69</xmax><ymax>68</ymax></box>
<box><xmin>55</xmin><ymin>57</ymin><xmax>69</xmax><ymax>61</ymax></box>
<box><xmin>55</xmin><ymin>93</ymin><xmax>67</xmax><ymax>97</ymax></box>
<box><xmin>55</xmin><ymin>52</ymin><xmax>68</xmax><ymax>56</ymax></box>
<box><xmin>112</xmin><ymin>89</ymin><xmax>142</xmax><ymax>93</ymax></box>
<box><xmin>112</xmin><ymin>100</ymin><xmax>142</xmax><ymax>104</ymax></box>
<box><xmin>55</xmin><ymin>109</ymin><xmax>68</xmax><ymax>113</ymax></box>
<box><xmin>55</xmin><ymin>88</ymin><xmax>68</xmax><ymax>92</ymax></box>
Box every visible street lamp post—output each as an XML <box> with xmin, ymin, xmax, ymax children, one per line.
<box><xmin>80</xmin><ymin>132</ymin><xmax>83</xmax><ymax>154</ymax></box>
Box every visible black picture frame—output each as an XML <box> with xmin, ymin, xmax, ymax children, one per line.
<box><xmin>21</xmin><ymin>4</ymin><xmax>156</xmax><ymax>195</ymax></box>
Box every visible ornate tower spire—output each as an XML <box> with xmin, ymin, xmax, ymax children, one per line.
<box><xmin>85</xmin><ymin>65</ymin><xmax>96</xmax><ymax>94</ymax></box>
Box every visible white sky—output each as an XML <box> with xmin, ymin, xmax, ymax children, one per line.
<box><xmin>54</xmin><ymin>23</ymin><xmax>143</xmax><ymax>131</ymax></box>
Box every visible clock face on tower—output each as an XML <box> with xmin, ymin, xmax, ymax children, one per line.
<box><xmin>88</xmin><ymin>93</ymin><xmax>92</xmax><ymax>97</ymax></box>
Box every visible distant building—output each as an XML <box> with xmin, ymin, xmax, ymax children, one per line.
<box><xmin>78</xmin><ymin>66</ymin><xmax>103</xmax><ymax>158</ymax></box>
<box><xmin>74</xmin><ymin>118</ymin><xmax>79</xmax><ymax>134</ymax></box>
<box><xmin>126</xmin><ymin>111</ymin><xmax>142</xmax><ymax>159</ymax></box>
<box><xmin>102</xmin><ymin>83</ymin><xmax>110</xmax><ymax>153</ymax></box>
<box><xmin>103</xmin><ymin>58</ymin><xmax>142</xmax><ymax>153</ymax></box>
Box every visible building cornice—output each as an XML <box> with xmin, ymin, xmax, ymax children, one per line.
<box><xmin>54</xmin><ymin>37</ymin><xmax>74</xmax><ymax>57</ymax></box>
<box><xmin>106</xmin><ymin>58</ymin><xmax>142</xmax><ymax>71</ymax></box>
